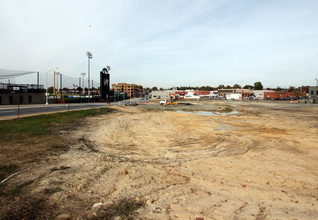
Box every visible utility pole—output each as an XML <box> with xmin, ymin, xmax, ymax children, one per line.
<box><xmin>60</xmin><ymin>74</ymin><xmax>63</xmax><ymax>99</ymax></box>
<box><xmin>53</xmin><ymin>70</ymin><xmax>56</xmax><ymax>96</ymax></box>
<box><xmin>86</xmin><ymin>52</ymin><xmax>93</xmax><ymax>96</ymax></box>
<box><xmin>46</xmin><ymin>67</ymin><xmax>58</xmax><ymax>105</ymax></box>
<box><xmin>60</xmin><ymin>74</ymin><xmax>62</xmax><ymax>91</ymax></box>
<box><xmin>37</xmin><ymin>72</ymin><xmax>39</xmax><ymax>88</ymax></box>
<box><xmin>55</xmin><ymin>72</ymin><xmax>60</xmax><ymax>95</ymax></box>
<box><xmin>315</xmin><ymin>78</ymin><xmax>318</xmax><ymax>100</ymax></box>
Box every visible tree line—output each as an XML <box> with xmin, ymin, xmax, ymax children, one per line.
<box><xmin>148</xmin><ymin>82</ymin><xmax>264</xmax><ymax>91</ymax></box>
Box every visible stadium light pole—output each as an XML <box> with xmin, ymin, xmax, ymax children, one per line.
<box><xmin>86</xmin><ymin>51</ymin><xmax>92</xmax><ymax>96</ymax></box>
<box><xmin>46</xmin><ymin>67</ymin><xmax>58</xmax><ymax>105</ymax></box>
<box><xmin>55</xmin><ymin>72</ymin><xmax>60</xmax><ymax>98</ymax></box>
<box><xmin>315</xmin><ymin>78</ymin><xmax>318</xmax><ymax>99</ymax></box>
<box><xmin>81</xmin><ymin>73</ymin><xmax>86</xmax><ymax>95</ymax></box>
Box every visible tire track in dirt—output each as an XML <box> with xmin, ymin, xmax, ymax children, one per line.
<box><xmin>24</xmin><ymin>104</ymin><xmax>318</xmax><ymax>219</ymax></box>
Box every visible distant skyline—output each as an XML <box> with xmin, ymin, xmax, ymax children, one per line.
<box><xmin>0</xmin><ymin>0</ymin><xmax>317</xmax><ymax>89</ymax></box>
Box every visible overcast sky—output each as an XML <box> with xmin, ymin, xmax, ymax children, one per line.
<box><xmin>0</xmin><ymin>0</ymin><xmax>317</xmax><ymax>89</ymax></box>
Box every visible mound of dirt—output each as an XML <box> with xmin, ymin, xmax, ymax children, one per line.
<box><xmin>1</xmin><ymin>102</ymin><xmax>318</xmax><ymax>219</ymax></box>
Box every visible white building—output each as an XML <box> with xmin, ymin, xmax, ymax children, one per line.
<box><xmin>226</xmin><ymin>93</ymin><xmax>242</xmax><ymax>100</ymax></box>
<box><xmin>253</xmin><ymin>90</ymin><xmax>274</xmax><ymax>100</ymax></box>
<box><xmin>184</xmin><ymin>90</ymin><xmax>200</xmax><ymax>99</ymax></box>
<box><xmin>151</xmin><ymin>90</ymin><xmax>176</xmax><ymax>99</ymax></box>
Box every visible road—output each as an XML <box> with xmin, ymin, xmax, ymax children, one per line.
<box><xmin>0</xmin><ymin>98</ymin><xmax>144</xmax><ymax>119</ymax></box>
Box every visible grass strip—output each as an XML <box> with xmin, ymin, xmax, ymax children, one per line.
<box><xmin>0</xmin><ymin>107</ymin><xmax>113</xmax><ymax>142</ymax></box>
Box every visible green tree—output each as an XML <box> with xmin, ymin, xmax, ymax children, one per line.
<box><xmin>243</xmin><ymin>85</ymin><xmax>253</xmax><ymax>89</ymax></box>
<box><xmin>77</xmin><ymin>87</ymin><xmax>83</xmax><ymax>93</ymax></box>
<box><xmin>199</xmin><ymin>86</ymin><xmax>214</xmax><ymax>91</ymax></box>
<box><xmin>254</xmin><ymin>82</ymin><xmax>263</xmax><ymax>90</ymax></box>
<box><xmin>233</xmin><ymin>84</ymin><xmax>241</xmax><ymax>89</ymax></box>
<box><xmin>225</xmin><ymin>85</ymin><xmax>232</xmax><ymax>89</ymax></box>
<box><xmin>217</xmin><ymin>84</ymin><xmax>225</xmax><ymax>89</ymax></box>
<box><xmin>288</xmin><ymin>86</ymin><xmax>295</xmax><ymax>92</ymax></box>
<box><xmin>152</xmin><ymin>86</ymin><xmax>158</xmax><ymax>91</ymax></box>
<box><xmin>48</xmin><ymin>86</ymin><xmax>53</xmax><ymax>93</ymax></box>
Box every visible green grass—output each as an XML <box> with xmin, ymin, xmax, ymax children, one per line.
<box><xmin>0</xmin><ymin>108</ymin><xmax>113</xmax><ymax>142</ymax></box>
<box><xmin>223</xmin><ymin>107</ymin><xmax>233</xmax><ymax>113</ymax></box>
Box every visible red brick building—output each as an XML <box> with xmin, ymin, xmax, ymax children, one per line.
<box><xmin>112</xmin><ymin>83</ymin><xmax>143</xmax><ymax>98</ymax></box>
<box><xmin>264</xmin><ymin>91</ymin><xmax>306</xmax><ymax>100</ymax></box>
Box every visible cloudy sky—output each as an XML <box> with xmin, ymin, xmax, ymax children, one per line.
<box><xmin>0</xmin><ymin>0</ymin><xmax>317</xmax><ymax>89</ymax></box>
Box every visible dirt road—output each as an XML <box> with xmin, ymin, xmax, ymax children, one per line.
<box><xmin>5</xmin><ymin>101</ymin><xmax>318</xmax><ymax>219</ymax></box>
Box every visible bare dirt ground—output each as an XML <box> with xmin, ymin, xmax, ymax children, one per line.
<box><xmin>2</xmin><ymin>101</ymin><xmax>318</xmax><ymax>219</ymax></box>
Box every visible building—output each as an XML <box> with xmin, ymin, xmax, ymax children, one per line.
<box><xmin>112</xmin><ymin>83</ymin><xmax>143</xmax><ymax>98</ymax></box>
<box><xmin>253</xmin><ymin>90</ymin><xmax>274</xmax><ymax>100</ymax></box>
<box><xmin>218</xmin><ymin>89</ymin><xmax>235</xmax><ymax>99</ymax></box>
<box><xmin>151</xmin><ymin>90</ymin><xmax>176</xmax><ymax>99</ymax></box>
<box><xmin>264</xmin><ymin>91</ymin><xmax>306</xmax><ymax>100</ymax></box>
<box><xmin>0</xmin><ymin>83</ymin><xmax>45</xmax><ymax>105</ymax></box>
<box><xmin>235</xmin><ymin>89</ymin><xmax>254</xmax><ymax>99</ymax></box>
<box><xmin>309</xmin><ymin>86</ymin><xmax>318</xmax><ymax>98</ymax></box>
<box><xmin>298</xmin><ymin>86</ymin><xmax>309</xmax><ymax>94</ymax></box>
<box><xmin>226</xmin><ymin>93</ymin><xmax>242</xmax><ymax>100</ymax></box>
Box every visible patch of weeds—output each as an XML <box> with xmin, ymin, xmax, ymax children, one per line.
<box><xmin>97</xmin><ymin>199</ymin><xmax>144</xmax><ymax>219</ymax></box>
<box><xmin>0</xmin><ymin>195</ymin><xmax>56</xmax><ymax>219</ymax></box>
<box><xmin>10</xmin><ymin>180</ymin><xmax>33</xmax><ymax>197</ymax></box>
<box><xmin>44</xmin><ymin>187</ymin><xmax>63</xmax><ymax>194</ymax></box>
<box><xmin>223</xmin><ymin>107</ymin><xmax>233</xmax><ymax>113</ymax></box>
<box><xmin>0</xmin><ymin>164</ymin><xmax>19</xmax><ymax>181</ymax></box>
<box><xmin>52</xmin><ymin>144</ymin><xmax>70</xmax><ymax>154</ymax></box>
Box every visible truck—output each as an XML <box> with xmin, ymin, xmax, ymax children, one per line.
<box><xmin>160</xmin><ymin>94</ymin><xmax>178</xmax><ymax>106</ymax></box>
<box><xmin>226</xmin><ymin>93</ymin><xmax>242</xmax><ymax>100</ymax></box>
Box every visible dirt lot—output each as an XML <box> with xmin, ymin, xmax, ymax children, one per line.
<box><xmin>1</xmin><ymin>101</ymin><xmax>318</xmax><ymax>219</ymax></box>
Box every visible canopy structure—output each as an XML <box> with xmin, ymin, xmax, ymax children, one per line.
<box><xmin>0</xmin><ymin>69</ymin><xmax>37</xmax><ymax>79</ymax></box>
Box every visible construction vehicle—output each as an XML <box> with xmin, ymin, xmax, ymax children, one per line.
<box><xmin>160</xmin><ymin>94</ymin><xmax>178</xmax><ymax>106</ymax></box>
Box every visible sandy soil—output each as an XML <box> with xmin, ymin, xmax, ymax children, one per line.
<box><xmin>8</xmin><ymin>101</ymin><xmax>318</xmax><ymax>219</ymax></box>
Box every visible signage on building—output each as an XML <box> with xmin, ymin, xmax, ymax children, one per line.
<box><xmin>100</xmin><ymin>67</ymin><xmax>110</xmax><ymax>100</ymax></box>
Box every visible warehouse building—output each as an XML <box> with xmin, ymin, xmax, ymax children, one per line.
<box><xmin>0</xmin><ymin>83</ymin><xmax>45</xmax><ymax>105</ymax></box>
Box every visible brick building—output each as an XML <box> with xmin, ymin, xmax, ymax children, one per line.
<box><xmin>264</xmin><ymin>91</ymin><xmax>306</xmax><ymax>100</ymax></box>
<box><xmin>112</xmin><ymin>83</ymin><xmax>143</xmax><ymax>98</ymax></box>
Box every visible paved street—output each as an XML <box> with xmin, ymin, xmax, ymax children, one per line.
<box><xmin>0</xmin><ymin>99</ymin><xmax>143</xmax><ymax>119</ymax></box>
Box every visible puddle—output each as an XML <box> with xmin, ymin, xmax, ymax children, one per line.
<box><xmin>177</xmin><ymin>110</ymin><xmax>239</xmax><ymax>116</ymax></box>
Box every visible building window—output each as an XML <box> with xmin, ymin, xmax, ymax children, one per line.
<box><xmin>0</xmin><ymin>96</ymin><xmax>2</xmax><ymax>105</ymax></box>
<box><xmin>311</xmin><ymin>91</ymin><xmax>314</xmax><ymax>95</ymax></box>
<box><xmin>28</xmin><ymin>95</ymin><xmax>32</xmax><ymax>103</ymax></box>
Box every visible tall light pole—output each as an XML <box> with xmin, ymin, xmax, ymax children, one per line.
<box><xmin>81</xmin><ymin>73</ymin><xmax>86</xmax><ymax>95</ymax></box>
<box><xmin>315</xmin><ymin>78</ymin><xmax>318</xmax><ymax>99</ymax></box>
<box><xmin>86</xmin><ymin>51</ymin><xmax>92</xmax><ymax>96</ymax></box>
<box><xmin>55</xmin><ymin>72</ymin><xmax>60</xmax><ymax>95</ymax></box>
<box><xmin>46</xmin><ymin>67</ymin><xmax>58</xmax><ymax>105</ymax></box>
